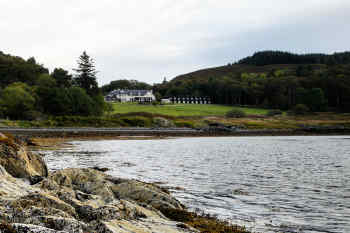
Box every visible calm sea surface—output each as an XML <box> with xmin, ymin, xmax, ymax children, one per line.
<box><xmin>43</xmin><ymin>136</ymin><xmax>350</xmax><ymax>233</ymax></box>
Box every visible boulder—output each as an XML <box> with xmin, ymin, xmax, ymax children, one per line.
<box><xmin>153</xmin><ymin>117</ymin><xmax>175</xmax><ymax>128</ymax></box>
<box><xmin>0</xmin><ymin>133</ymin><xmax>7</xmax><ymax>140</ymax></box>
<box><xmin>110</xmin><ymin>179</ymin><xmax>183</xmax><ymax>209</ymax></box>
<box><xmin>12</xmin><ymin>223</ymin><xmax>68</xmax><ymax>233</ymax></box>
<box><xmin>0</xmin><ymin>165</ymin><xmax>40</xmax><ymax>200</ymax></box>
<box><xmin>0</xmin><ymin>137</ymin><xmax>48</xmax><ymax>181</ymax></box>
<box><xmin>39</xmin><ymin>168</ymin><xmax>183</xmax><ymax>210</ymax></box>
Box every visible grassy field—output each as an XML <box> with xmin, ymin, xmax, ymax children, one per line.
<box><xmin>1</xmin><ymin>102</ymin><xmax>348</xmax><ymax>130</ymax></box>
<box><xmin>111</xmin><ymin>103</ymin><xmax>269</xmax><ymax>117</ymax></box>
<box><xmin>0</xmin><ymin>112</ymin><xmax>349</xmax><ymax>129</ymax></box>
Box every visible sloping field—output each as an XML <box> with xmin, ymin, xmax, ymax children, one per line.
<box><xmin>111</xmin><ymin>103</ymin><xmax>269</xmax><ymax>117</ymax></box>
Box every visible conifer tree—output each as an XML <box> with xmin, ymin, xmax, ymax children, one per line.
<box><xmin>74</xmin><ymin>51</ymin><xmax>99</xmax><ymax>96</ymax></box>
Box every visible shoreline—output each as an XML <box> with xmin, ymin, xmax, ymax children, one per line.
<box><xmin>1</xmin><ymin>127</ymin><xmax>350</xmax><ymax>139</ymax></box>
<box><xmin>2</xmin><ymin>127</ymin><xmax>349</xmax><ymax>150</ymax></box>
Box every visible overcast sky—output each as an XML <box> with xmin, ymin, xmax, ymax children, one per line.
<box><xmin>1</xmin><ymin>0</ymin><xmax>349</xmax><ymax>85</ymax></box>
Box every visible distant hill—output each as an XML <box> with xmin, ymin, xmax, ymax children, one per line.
<box><xmin>170</xmin><ymin>63</ymin><xmax>325</xmax><ymax>83</ymax></box>
<box><xmin>238</xmin><ymin>51</ymin><xmax>350</xmax><ymax>66</ymax></box>
<box><xmin>153</xmin><ymin>51</ymin><xmax>350</xmax><ymax>112</ymax></box>
<box><xmin>170</xmin><ymin>51</ymin><xmax>350</xmax><ymax>83</ymax></box>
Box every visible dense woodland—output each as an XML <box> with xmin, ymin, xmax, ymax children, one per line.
<box><xmin>0</xmin><ymin>51</ymin><xmax>105</xmax><ymax>120</ymax></box>
<box><xmin>154</xmin><ymin>51</ymin><xmax>350</xmax><ymax>112</ymax></box>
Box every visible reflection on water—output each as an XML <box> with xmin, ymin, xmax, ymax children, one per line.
<box><xmin>43</xmin><ymin>136</ymin><xmax>350</xmax><ymax>233</ymax></box>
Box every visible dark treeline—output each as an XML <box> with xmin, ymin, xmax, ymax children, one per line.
<box><xmin>0</xmin><ymin>51</ymin><xmax>49</xmax><ymax>87</ymax></box>
<box><xmin>154</xmin><ymin>51</ymin><xmax>350</xmax><ymax>112</ymax></box>
<box><xmin>0</xmin><ymin>51</ymin><xmax>106</xmax><ymax>120</ymax></box>
<box><xmin>238</xmin><ymin>51</ymin><xmax>350</xmax><ymax>66</ymax></box>
<box><xmin>101</xmin><ymin>79</ymin><xmax>152</xmax><ymax>95</ymax></box>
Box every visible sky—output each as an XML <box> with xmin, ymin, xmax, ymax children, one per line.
<box><xmin>1</xmin><ymin>0</ymin><xmax>349</xmax><ymax>85</ymax></box>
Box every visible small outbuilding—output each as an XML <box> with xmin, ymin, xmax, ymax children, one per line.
<box><xmin>161</xmin><ymin>99</ymin><xmax>171</xmax><ymax>104</ymax></box>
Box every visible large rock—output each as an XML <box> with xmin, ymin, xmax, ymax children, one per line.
<box><xmin>0</xmin><ymin>133</ymin><xmax>7</xmax><ymax>140</ymax></box>
<box><xmin>153</xmin><ymin>117</ymin><xmax>175</xmax><ymax>128</ymax></box>
<box><xmin>0</xmin><ymin>165</ymin><xmax>40</xmax><ymax>200</ymax></box>
<box><xmin>0</xmin><ymin>137</ymin><xmax>197</xmax><ymax>233</ymax></box>
<box><xmin>0</xmin><ymin>136</ymin><xmax>48</xmax><ymax>181</ymax></box>
<box><xmin>12</xmin><ymin>224</ymin><xmax>69</xmax><ymax>233</ymax></box>
<box><xmin>41</xmin><ymin>168</ymin><xmax>183</xmax><ymax>209</ymax></box>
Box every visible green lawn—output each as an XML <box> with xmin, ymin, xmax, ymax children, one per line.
<box><xmin>111</xmin><ymin>103</ymin><xmax>269</xmax><ymax>117</ymax></box>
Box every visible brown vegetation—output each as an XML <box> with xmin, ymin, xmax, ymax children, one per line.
<box><xmin>160</xmin><ymin>208</ymin><xmax>250</xmax><ymax>233</ymax></box>
<box><xmin>0</xmin><ymin>222</ymin><xmax>16</xmax><ymax>233</ymax></box>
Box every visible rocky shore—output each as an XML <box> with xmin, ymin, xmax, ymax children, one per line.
<box><xmin>0</xmin><ymin>133</ymin><xmax>248</xmax><ymax>233</ymax></box>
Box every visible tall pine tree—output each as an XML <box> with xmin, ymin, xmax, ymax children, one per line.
<box><xmin>74</xmin><ymin>51</ymin><xmax>99</xmax><ymax>96</ymax></box>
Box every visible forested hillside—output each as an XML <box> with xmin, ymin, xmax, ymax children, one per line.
<box><xmin>0</xmin><ymin>51</ymin><xmax>49</xmax><ymax>87</ymax></box>
<box><xmin>238</xmin><ymin>51</ymin><xmax>350</xmax><ymax>66</ymax></box>
<box><xmin>0</xmin><ymin>51</ymin><xmax>105</xmax><ymax>120</ymax></box>
<box><xmin>154</xmin><ymin>51</ymin><xmax>350</xmax><ymax>112</ymax></box>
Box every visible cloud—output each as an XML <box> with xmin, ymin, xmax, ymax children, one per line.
<box><xmin>1</xmin><ymin>0</ymin><xmax>349</xmax><ymax>85</ymax></box>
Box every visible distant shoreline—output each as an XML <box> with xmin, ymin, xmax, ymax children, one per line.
<box><xmin>1</xmin><ymin>127</ymin><xmax>350</xmax><ymax>138</ymax></box>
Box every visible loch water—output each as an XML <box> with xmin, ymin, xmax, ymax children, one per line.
<box><xmin>43</xmin><ymin>136</ymin><xmax>350</xmax><ymax>233</ymax></box>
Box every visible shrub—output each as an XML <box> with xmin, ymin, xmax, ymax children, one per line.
<box><xmin>113</xmin><ymin>112</ymin><xmax>174</xmax><ymax>119</ymax></box>
<box><xmin>66</xmin><ymin>87</ymin><xmax>94</xmax><ymax>116</ymax></box>
<box><xmin>304</xmin><ymin>88</ymin><xmax>328</xmax><ymax>111</ymax></box>
<box><xmin>91</xmin><ymin>94</ymin><xmax>106</xmax><ymax>116</ymax></box>
<box><xmin>48</xmin><ymin>115</ymin><xmax>153</xmax><ymax>127</ymax></box>
<box><xmin>104</xmin><ymin>102</ymin><xmax>114</xmax><ymax>116</ymax></box>
<box><xmin>174</xmin><ymin>120</ymin><xmax>196</xmax><ymax>128</ymax></box>
<box><xmin>0</xmin><ymin>106</ymin><xmax>5</xmax><ymax>118</ymax></box>
<box><xmin>226</xmin><ymin>109</ymin><xmax>246</xmax><ymax>118</ymax></box>
<box><xmin>120</xmin><ymin>116</ymin><xmax>152</xmax><ymax>127</ymax></box>
<box><xmin>48</xmin><ymin>116</ymin><xmax>124</xmax><ymax>127</ymax></box>
<box><xmin>289</xmin><ymin>104</ymin><xmax>310</xmax><ymax>115</ymax></box>
<box><xmin>23</xmin><ymin>110</ymin><xmax>46</xmax><ymax>121</ymax></box>
<box><xmin>0</xmin><ymin>82</ymin><xmax>36</xmax><ymax>119</ymax></box>
<box><xmin>266</xmin><ymin>109</ymin><xmax>283</xmax><ymax>117</ymax></box>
